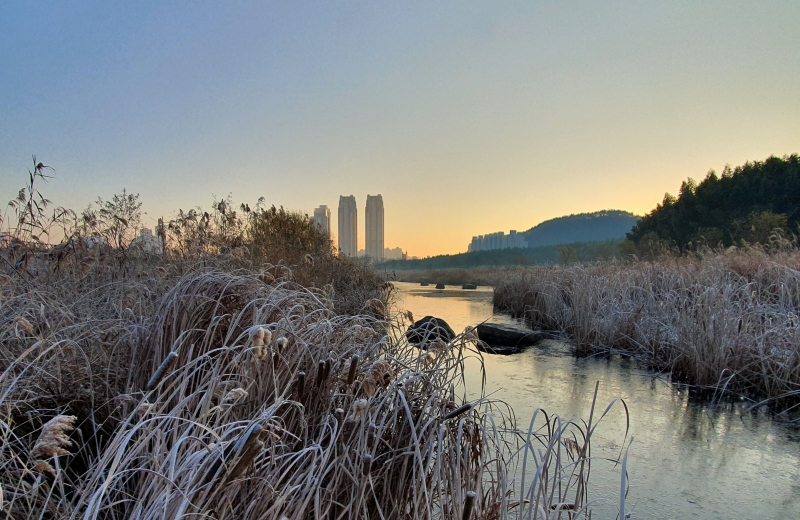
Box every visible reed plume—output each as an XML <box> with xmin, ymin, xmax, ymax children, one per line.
<box><xmin>14</xmin><ymin>316</ymin><xmax>34</xmax><ymax>336</ymax></box>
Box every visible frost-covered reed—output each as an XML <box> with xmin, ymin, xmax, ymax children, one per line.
<box><xmin>1</xmin><ymin>266</ymin><xmax>628</xmax><ymax>519</ymax></box>
<box><xmin>493</xmin><ymin>250</ymin><xmax>800</xmax><ymax>409</ymax></box>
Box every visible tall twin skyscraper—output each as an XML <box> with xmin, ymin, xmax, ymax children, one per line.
<box><xmin>365</xmin><ymin>195</ymin><xmax>384</xmax><ymax>261</ymax></box>
<box><xmin>337</xmin><ymin>196</ymin><xmax>358</xmax><ymax>257</ymax></box>
<box><xmin>332</xmin><ymin>194</ymin><xmax>383</xmax><ymax>260</ymax></box>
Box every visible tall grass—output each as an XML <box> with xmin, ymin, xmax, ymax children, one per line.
<box><xmin>1</xmin><ymin>263</ymin><xmax>629</xmax><ymax>519</ymax></box>
<box><xmin>493</xmin><ymin>249</ymin><xmax>800</xmax><ymax>410</ymax></box>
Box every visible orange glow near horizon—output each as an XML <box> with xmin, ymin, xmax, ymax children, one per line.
<box><xmin>1</xmin><ymin>3</ymin><xmax>798</xmax><ymax>258</ymax></box>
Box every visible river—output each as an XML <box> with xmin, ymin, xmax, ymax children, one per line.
<box><xmin>393</xmin><ymin>282</ymin><xmax>800</xmax><ymax>520</ymax></box>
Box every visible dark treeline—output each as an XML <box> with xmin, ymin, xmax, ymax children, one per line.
<box><xmin>628</xmin><ymin>154</ymin><xmax>800</xmax><ymax>251</ymax></box>
<box><xmin>379</xmin><ymin>239</ymin><xmax>624</xmax><ymax>270</ymax></box>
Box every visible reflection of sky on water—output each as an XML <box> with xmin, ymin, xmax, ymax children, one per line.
<box><xmin>394</xmin><ymin>282</ymin><xmax>800</xmax><ymax>520</ymax></box>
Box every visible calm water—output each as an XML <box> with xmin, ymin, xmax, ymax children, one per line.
<box><xmin>394</xmin><ymin>282</ymin><xmax>800</xmax><ymax>520</ymax></box>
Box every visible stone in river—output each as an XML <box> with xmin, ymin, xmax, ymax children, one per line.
<box><xmin>476</xmin><ymin>323</ymin><xmax>545</xmax><ymax>355</ymax></box>
<box><xmin>420</xmin><ymin>282</ymin><xmax>430</xmax><ymax>286</ymax></box>
<box><xmin>462</xmin><ymin>283</ymin><xmax>477</xmax><ymax>289</ymax></box>
<box><xmin>406</xmin><ymin>316</ymin><xmax>456</xmax><ymax>349</ymax></box>
<box><xmin>435</xmin><ymin>283</ymin><xmax>446</xmax><ymax>289</ymax></box>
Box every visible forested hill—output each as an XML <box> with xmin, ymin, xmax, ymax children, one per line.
<box><xmin>628</xmin><ymin>154</ymin><xmax>800</xmax><ymax>249</ymax></box>
<box><xmin>524</xmin><ymin>210</ymin><xmax>639</xmax><ymax>247</ymax></box>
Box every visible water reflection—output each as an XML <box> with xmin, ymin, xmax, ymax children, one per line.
<box><xmin>394</xmin><ymin>282</ymin><xmax>800</xmax><ymax>520</ymax></box>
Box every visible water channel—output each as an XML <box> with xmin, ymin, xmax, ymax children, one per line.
<box><xmin>393</xmin><ymin>282</ymin><xmax>800</xmax><ymax>520</ymax></box>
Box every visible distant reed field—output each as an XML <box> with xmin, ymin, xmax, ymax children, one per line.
<box><xmin>493</xmin><ymin>250</ymin><xmax>800</xmax><ymax>410</ymax></box>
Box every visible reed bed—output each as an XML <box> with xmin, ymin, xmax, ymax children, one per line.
<box><xmin>1</xmin><ymin>264</ymin><xmax>628</xmax><ymax>519</ymax></box>
<box><xmin>493</xmin><ymin>249</ymin><xmax>800</xmax><ymax>410</ymax></box>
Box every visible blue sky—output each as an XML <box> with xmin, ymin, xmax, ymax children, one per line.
<box><xmin>2</xmin><ymin>1</ymin><xmax>799</xmax><ymax>256</ymax></box>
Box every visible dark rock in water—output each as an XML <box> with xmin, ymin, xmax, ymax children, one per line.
<box><xmin>462</xmin><ymin>283</ymin><xmax>477</xmax><ymax>290</ymax></box>
<box><xmin>435</xmin><ymin>283</ymin><xmax>445</xmax><ymax>289</ymax></box>
<box><xmin>420</xmin><ymin>282</ymin><xmax>430</xmax><ymax>286</ymax></box>
<box><xmin>406</xmin><ymin>316</ymin><xmax>455</xmax><ymax>349</ymax></box>
<box><xmin>476</xmin><ymin>323</ymin><xmax>544</xmax><ymax>355</ymax></box>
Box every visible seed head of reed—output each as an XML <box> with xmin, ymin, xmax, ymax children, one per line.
<box><xmin>405</xmin><ymin>310</ymin><xmax>414</xmax><ymax>323</ymax></box>
<box><xmin>276</xmin><ymin>337</ymin><xmax>288</xmax><ymax>352</ymax></box>
<box><xmin>304</xmin><ymin>253</ymin><xmax>314</xmax><ymax>266</ymax></box>
<box><xmin>361</xmin><ymin>378</ymin><xmax>377</xmax><ymax>397</ymax></box>
<box><xmin>430</xmin><ymin>339</ymin><xmax>448</xmax><ymax>353</ymax></box>
<box><xmin>32</xmin><ymin>415</ymin><xmax>77</xmax><ymax>459</ymax></box>
<box><xmin>419</xmin><ymin>351</ymin><xmax>436</xmax><ymax>366</ymax></box>
<box><xmin>251</xmin><ymin>327</ymin><xmax>270</xmax><ymax>347</ymax></box>
<box><xmin>347</xmin><ymin>398</ymin><xmax>368</xmax><ymax>422</ymax></box>
<box><xmin>259</xmin><ymin>272</ymin><xmax>275</xmax><ymax>284</ymax></box>
<box><xmin>368</xmin><ymin>359</ymin><xmax>394</xmax><ymax>386</ymax></box>
<box><xmin>364</xmin><ymin>298</ymin><xmax>385</xmax><ymax>315</ymax></box>
<box><xmin>136</xmin><ymin>402</ymin><xmax>153</xmax><ymax>417</ymax></box>
<box><xmin>223</xmin><ymin>388</ymin><xmax>248</xmax><ymax>403</ymax></box>
<box><xmin>463</xmin><ymin>326</ymin><xmax>479</xmax><ymax>341</ymax></box>
<box><xmin>14</xmin><ymin>315</ymin><xmax>34</xmax><ymax>336</ymax></box>
<box><xmin>32</xmin><ymin>460</ymin><xmax>57</xmax><ymax>477</ymax></box>
<box><xmin>252</xmin><ymin>327</ymin><xmax>272</xmax><ymax>360</ymax></box>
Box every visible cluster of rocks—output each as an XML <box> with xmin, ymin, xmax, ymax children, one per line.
<box><xmin>405</xmin><ymin>315</ymin><xmax>544</xmax><ymax>355</ymax></box>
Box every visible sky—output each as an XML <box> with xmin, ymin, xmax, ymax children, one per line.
<box><xmin>1</xmin><ymin>1</ymin><xmax>799</xmax><ymax>257</ymax></box>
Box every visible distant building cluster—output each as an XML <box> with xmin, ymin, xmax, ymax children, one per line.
<box><xmin>357</xmin><ymin>246</ymin><xmax>405</xmax><ymax>260</ymax></box>
<box><xmin>130</xmin><ymin>227</ymin><xmax>163</xmax><ymax>254</ymax></box>
<box><xmin>468</xmin><ymin>230</ymin><xmax>527</xmax><ymax>252</ymax></box>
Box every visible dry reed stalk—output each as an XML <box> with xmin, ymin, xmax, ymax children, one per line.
<box><xmin>463</xmin><ymin>491</ymin><xmax>476</xmax><ymax>520</ymax></box>
<box><xmin>296</xmin><ymin>371</ymin><xmax>306</xmax><ymax>400</ymax></box>
<box><xmin>347</xmin><ymin>354</ymin><xmax>360</xmax><ymax>384</ymax></box>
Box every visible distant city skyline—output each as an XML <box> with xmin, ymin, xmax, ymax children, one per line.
<box><xmin>1</xmin><ymin>3</ymin><xmax>798</xmax><ymax>257</ymax></box>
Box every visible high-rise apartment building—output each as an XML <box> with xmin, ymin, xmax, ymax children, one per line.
<box><xmin>313</xmin><ymin>205</ymin><xmax>331</xmax><ymax>236</ymax></box>
<box><xmin>365</xmin><ymin>194</ymin><xmax>384</xmax><ymax>261</ymax></box>
<box><xmin>338</xmin><ymin>195</ymin><xmax>357</xmax><ymax>256</ymax></box>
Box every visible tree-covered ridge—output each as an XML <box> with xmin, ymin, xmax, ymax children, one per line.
<box><xmin>523</xmin><ymin>210</ymin><xmax>639</xmax><ymax>247</ymax></box>
<box><xmin>628</xmin><ymin>154</ymin><xmax>800</xmax><ymax>250</ymax></box>
<box><xmin>379</xmin><ymin>239</ymin><xmax>623</xmax><ymax>270</ymax></box>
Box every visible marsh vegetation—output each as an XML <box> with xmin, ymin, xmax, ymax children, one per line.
<box><xmin>493</xmin><ymin>249</ymin><xmax>800</xmax><ymax>412</ymax></box>
<box><xmin>0</xmin><ymin>161</ymin><xmax>629</xmax><ymax>519</ymax></box>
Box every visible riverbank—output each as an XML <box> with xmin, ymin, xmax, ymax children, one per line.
<box><xmin>493</xmin><ymin>249</ymin><xmax>800</xmax><ymax>410</ymax></box>
<box><xmin>394</xmin><ymin>281</ymin><xmax>800</xmax><ymax>519</ymax></box>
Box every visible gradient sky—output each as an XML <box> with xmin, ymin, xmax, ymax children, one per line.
<box><xmin>2</xmin><ymin>1</ymin><xmax>799</xmax><ymax>257</ymax></box>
